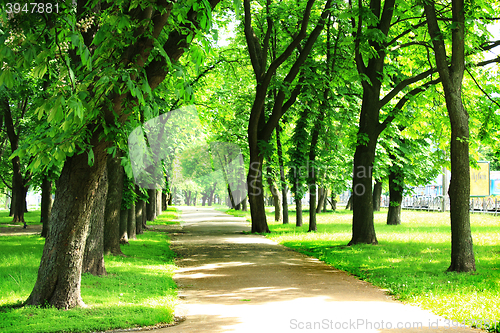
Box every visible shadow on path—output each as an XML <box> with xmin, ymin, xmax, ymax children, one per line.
<box><xmin>152</xmin><ymin>206</ymin><xmax>483</xmax><ymax>333</ymax></box>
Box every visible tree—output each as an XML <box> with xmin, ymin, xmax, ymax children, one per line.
<box><xmin>424</xmin><ymin>0</ymin><xmax>475</xmax><ymax>272</ymax></box>
<box><xmin>244</xmin><ymin>0</ymin><xmax>333</xmax><ymax>233</ymax></box>
<box><xmin>103</xmin><ymin>152</ymin><xmax>124</xmax><ymax>256</ymax></box>
<box><xmin>19</xmin><ymin>0</ymin><xmax>222</xmax><ymax>309</ymax></box>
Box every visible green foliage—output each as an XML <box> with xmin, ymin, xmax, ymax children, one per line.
<box><xmin>0</xmin><ymin>229</ymin><xmax>178</xmax><ymax>333</ymax></box>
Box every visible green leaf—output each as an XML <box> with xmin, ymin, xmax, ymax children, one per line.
<box><xmin>88</xmin><ymin>149</ymin><xmax>94</xmax><ymax>166</ymax></box>
<box><xmin>33</xmin><ymin>63</ymin><xmax>48</xmax><ymax>79</ymax></box>
<box><xmin>0</xmin><ymin>69</ymin><xmax>14</xmax><ymax>89</ymax></box>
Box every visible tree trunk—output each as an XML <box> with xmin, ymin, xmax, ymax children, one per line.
<box><xmin>10</xmin><ymin>158</ymin><xmax>26</xmax><ymax>227</ymax></box>
<box><xmin>146</xmin><ymin>189</ymin><xmax>156</xmax><ymax>221</ymax></box>
<box><xmin>346</xmin><ymin>194</ymin><xmax>353</xmax><ymax>210</ymax></box>
<box><xmin>242</xmin><ymin>195</ymin><xmax>248</xmax><ymax>211</ymax></box>
<box><xmin>424</xmin><ymin>0</ymin><xmax>475</xmax><ymax>272</ymax></box>
<box><xmin>26</xmin><ymin>141</ymin><xmax>108</xmax><ymax>309</ymax></box>
<box><xmin>156</xmin><ymin>189</ymin><xmax>162</xmax><ymax>215</ymax></box>
<box><xmin>82</xmin><ymin>168</ymin><xmax>108</xmax><ymax>276</ymax></box>
<box><xmin>373</xmin><ymin>179</ymin><xmax>382</xmax><ymax>211</ymax></box>
<box><xmin>349</xmin><ymin>133</ymin><xmax>378</xmax><ymax>245</ymax></box>
<box><xmin>119</xmin><ymin>208</ymin><xmax>129</xmax><ymax>244</ymax></box>
<box><xmin>295</xmin><ymin>196</ymin><xmax>303</xmax><ymax>227</ymax></box>
<box><xmin>3</xmin><ymin>97</ymin><xmax>26</xmax><ymax>227</ymax></box>
<box><xmin>40</xmin><ymin>175</ymin><xmax>53</xmax><ymax>238</ymax></box>
<box><xmin>162</xmin><ymin>192</ymin><xmax>167</xmax><ymax>210</ymax></box>
<box><xmin>316</xmin><ymin>187</ymin><xmax>326</xmax><ymax>213</ymax></box>
<box><xmin>387</xmin><ymin>165</ymin><xmax>403</xmax><ymax>225</ymax></box>
<box><xmin>247</xmin><ymin>158</ymin><xmax>270</xmax><ymax>233</ymax></box>
<box><xmin>266</xmin><ymin>167</ymin><xmax>282</xmax><ymax>223</ymax></box>
<box><xmin>276</xmin><ymin>124</ymin><xmax>289</xmax><ymax>224</ymax></box>
<box><xmin>103</xmin><ymin>152</ymin><xmax>124</xmax><ymax>256</ymax></box>
<box><xmin>330</xmin><ymin>195</ymin><xmax>337</xmax><ymax>211</ymax></box>
<box><xmin>128</xmin><ymin>204</ymin><xmax>137</xmax><ymax>240</ymax></box>
<box><xmin>136</xmin><ymin>197</ymin><xmax>145</xmax><ymax>234</ymax></box>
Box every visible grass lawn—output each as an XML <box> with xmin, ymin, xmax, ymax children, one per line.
<box><xmin>0</xmin><ymin>209</ymin><xmax>179</xmax><ymax>333</ymax></box>
<box><xmin>223</xmin><ymin>206</ymin><xmax>500</xmax><ymax>332</ymax></box>
<box><xmin>0</xmin><ymin>210</ymin><xmax>42</xmax><ymax>227</ymax></box>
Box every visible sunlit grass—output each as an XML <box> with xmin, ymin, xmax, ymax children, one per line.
<box><xmin>0</xmin><ymin>213</ymin><xmax>178</xmax><ymax>333</ymax></box>
<box><xmin>151</xmin><ymin>206</ymin><xmax>178</xmax><ymax>225</ymax></box>
<box><xmin>0</xmin><ymin>210</ymin><xmax>41</xmax><ymax>227</ymax></box>
<box><xmin>225</xmin><ymin>207</ymin><xmax>500</xmax><ymax>332</ymax></box>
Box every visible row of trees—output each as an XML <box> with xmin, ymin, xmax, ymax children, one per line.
<box><xmin>0</xmin><ymin>0</ymin><xmax>499</xmax><ymax>311</ymax></box>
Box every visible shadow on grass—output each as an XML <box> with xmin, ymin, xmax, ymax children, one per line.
<box><xmin>0</xmin><ymin>230</ymin><xmax>178</xmax><ymax>333</ymax></box>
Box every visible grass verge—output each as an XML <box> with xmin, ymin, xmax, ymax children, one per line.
<box><xmin>0</xmin><ymin>211</ymin><xmax>178</xmax><ymax>333</ymax></box>
<box><xmin>0</xmin><ymin>210</ymin><xmax>42</xmax><ymax>227</ymax></box>
<box><xmin>225</xmin><ymin>207</ymin><xmax>500</xmax><ymax>332</ymax></box>
<box><xmin>151</xmin><ymin>206</ymin><xmax>178</xmax><ymax>226</ymax></box>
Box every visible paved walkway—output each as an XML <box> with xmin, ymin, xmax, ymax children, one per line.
<box><xmin>155</xmin><ymin>206</ymin><xmax>481</xmax><ymax>333</ymax></box>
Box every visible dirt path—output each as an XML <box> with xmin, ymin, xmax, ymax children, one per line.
<box><xmin>0</xmin><ymin>224</ymin><xmax>41</xmax><ymax>236</ymax></box>
<box><xmin>141</xmin><ymin>206</ymin><xmax>482</xmax><ymax>332</ymax></box>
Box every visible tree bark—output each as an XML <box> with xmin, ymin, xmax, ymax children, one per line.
<box><xmin>266</xmin><ymin>167</ymin><xmax>282</xmax><ymax>223</ymax></box>
<box><xmin>162</xmin><ymin>192</ymin><xmax>167</xmax><ymax>210</ymax></box>
<box><xmin>119</xmin><ymin>208</ymin><xmax>129</xmax><ymax>244</ymax></box>
<box><xmin>103</xmin><ymin>152</ymin><xmax>124</xmax><ymax>256</ymax></box>
<box><xmin>346</xmin><ymin>194</ymin><xmax>353</xmax><ymax>210</ymax></box>
<box><xmin>2</xmin><ymin>98</ymin><xmax>27</xmax><ymax>227</ymax></box>
<box><xmin>295</xmin><ymin>196</ymin><xmax>303</xmax><ymax>227</ymax></box>
<box><xmin>373</xmin><ymin>179</ymin><xmax>382</xmax><ymax>211</ymax></box>
<box><xmin>26</xmin><ymin>140</ymin><xmax>108</xmax><ymax>309</ymax></box>
<box><xmin>136</xmin><ymin>197</ymin><xmax>145</xmax><ymax>234</ymax></box>
<box><xmin>316</xmin><ymin>187</ymin><xmax>326</xmax><ymax>213</ymax></box>
<box><xmin>146</xmin><ymin>189</ymin><xmax>156</xmax><ymax>221</ymax></box>
<box><xmin>276</xmin><ymin>124</ymin><xmax>289</xmax><ymax>224</ymax></box>
<box><xmin>156</xmin><ymin>189</ymin><xmax>162</xmax><ymax>215</ymax></box>
<box><xmin>40</xmin><ymin>175</ymin><xmax>53</xmax><ymax>238</ymax></box>
<box><xmin>128</xmin><ymin>204</ymin><xmax>137</xmax><ymax>240</ymax></box>
<box><xmin>387</xmin><ymin>163</ymin><xmax>403</xmax><ymax>225</ymax></box>
<box><xmin>82</xmin><ymin>168</ymin><xmax>108</xmax><ymax>276</ymax></box>
<box><xmin>424</xmin><ymin>0</ymin><xmax>475</xmax><ymax>272</ymax></box>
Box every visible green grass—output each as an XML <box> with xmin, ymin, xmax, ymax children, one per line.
<box><xmin>0</xmin><ymin>211</ymin><xmax>179</xmax><ymax>333</ymax></box>
<box><xmin>151</xmin><ymin>206</ymin><xmax>178</xmax><ymax>225</ymax></box>
<box><xmin>0</xmin><ymin>210</ymin><xmax>42</xmax><ymax>227</ymax></box>
<box><xmin>225</xmin><ymin>207</ymin><xmax>500</xmax><ymax>332</ymax></box>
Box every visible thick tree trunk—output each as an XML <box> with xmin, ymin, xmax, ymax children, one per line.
<box><xmin>26</xmin><ymin>142</ymin><xmax>108</xmax><ymax>309</ymax></box>
<box><xmin>11</xmin><ymin>160</ymin><xmax>26</xmax><ymax>227</ymax></box>
<box><xmin>146</xmin><ymin>189</ymin><xmax>156</xmax><ymax>221</ymax></box>
<box><xmin>136</xmin><ymin>198</ymin><xmax>145</xmax><ymax>234</ymax></box>
<box><xmin>247</xmin><ymin>158</ymin><xmax>270</xmax><ymax>233</ymax></box>
<box><xmin>83</xmin><ymin>169</ymin><xmax>108</xmax><ymax>276</ymax></box>
<box><xmin>162</xmin><ymin>192</ymin><xmax>167</xmax><ymax>210</ymax></box>
<box><xmin>103</xmin><ymin>153</ymin><xmax>124</xmax><ymax>256</ymax></box>
<box><xmin>156</xmin><ymin>189</ymin><xmax>162</xmax><ymax>215</ymax></box>
<box><xmin>373</xmin><ymin>179</ymin><xmax>382</xmax><ymax>211</ymax></box>
<box><xmin>387</xmin><ymin>166</ymin><xmax>403</xmax><ymax>225</ymax></box>
<box><xmin>119</xmin><ymin>208</ymin><xmax>129</xmax><ymax>244</ymax></box>
<box><xmin>349</xmin><ymin>134</ymin><xmax>378</xmax><ymax>245</ymax></box>
<box><xmin>128</xmin><ymin>204</ymin><xmax>137</xmax><ymax>240</ymax></box>
<box><xmin>40</xmin><ymin>175</ymin><xmax>53</xmax><ymax>238</ymax></box>
<box><xmin>295</xmin><ymin>196</ymin><xmax>303</xmax><ymax>227</ymax></box>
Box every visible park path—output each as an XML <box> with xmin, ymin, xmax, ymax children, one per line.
<box><xmin>153</xmin><ymin>206</ymin><xmax>481</xmax><ymax>333</ymax></box>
